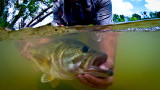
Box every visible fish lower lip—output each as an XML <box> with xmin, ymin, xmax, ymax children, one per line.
<box><xmin>87</xmin><ymin>67</ymin><xmax>114</xmax><ymax>77</ymax></box>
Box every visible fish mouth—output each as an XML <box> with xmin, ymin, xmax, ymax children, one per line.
<box><xmin>85</xmin><ymin>53</ymin><xmax>114</xmax><ymax>77</ymax></box>
<box><xmin>91</xmin><ymin>53</ymin><xmax>108</xmax><ymax>68</ymax></box>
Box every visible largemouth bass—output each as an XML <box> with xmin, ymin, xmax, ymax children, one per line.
<box><xmin>30</xmin><ymin>38</ymin><xmax>113</xmax><ymax>86</ymax></box>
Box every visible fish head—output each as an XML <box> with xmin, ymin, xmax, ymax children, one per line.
<box><xmin>59</xmin><ymin>39</ymin><xmax>113</xmax><ymax>78</ymax></box>
<box><xmin>78</xmin><ymin>47</ymin><xmax>113</xmax><ymax>78</ymax></box>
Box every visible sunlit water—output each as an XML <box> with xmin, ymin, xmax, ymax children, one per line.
<box><xmin>0</xmin><ymin>19</ymin><xmax>160</xmax><ymax>90</ymax></box>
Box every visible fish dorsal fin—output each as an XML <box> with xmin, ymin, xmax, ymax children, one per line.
<box><xmin>32</xmin><ymin>54</ymin><xmax>51</xmax><ymax>73</ymax></box>
<box><xmin>41</xmin><ymin>74</ymin><xmax>60</xmax><ymax>88</ymax></box>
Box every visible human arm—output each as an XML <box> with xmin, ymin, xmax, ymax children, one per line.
<box><xmin>21</xmin><ymin>38</ymin><xmax>52</xmax><ymax>59</ymax></box>
<box><xmin>52</xmin><ymin>0</ymin><xmax>64</xmax><ymax>26</ymax></box>
<box><xmin>78</xmin><ymin>32</ymin><xmax>118</xmax><ymax>89</ymax></box>
<box><xmin>96</xmin><ymin>0</ymin><xmax>113</xmax><ymax>25</ymax></box>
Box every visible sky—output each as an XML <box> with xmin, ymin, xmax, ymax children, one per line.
<box><xmin>112</xmin><ymin>0</ymin><xmax>160</xmax><ymax>16</ymax></box>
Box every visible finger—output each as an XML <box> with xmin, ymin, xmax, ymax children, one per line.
<box><xmin>20</xmin><ymin>48</ymin><xmax>30</xmax><ymax>59</ymax></box>
<box><xmin>84</xmin><ymin>74</ymin><xmax>105</xmax><ymax>85</ymax></box>
<box><xmin>21</xmin><ymin>50</ymin><xmax>27</xmax><ymax>57</ymax></box>
<box><xmin>20</xmin><ymin>48</ymin><xmax>27</xmax><ymax>56</ymax></box>
<box><xmin>106</xmin><ymin>60</ymin><xmax>114</xmax><ymax>70</ymax></box>
<box><xmin>84</xmin><ymin>74</ymin><xmax>113</xmax><ymax>89</ymax></box>
<box><xmin>77</xmin><ymin>74</ymin><xmax>97</xmax><ymax>88</ymax></box>
<box><xmin>25</xmin><ymin>51</ymin><xmax>31</xmax><ymax>59</ymax></box>
<box><xmin>85</xmin><ymin>74</ymin><xmax>113</xmax><ymax>85</ymax></box>
<box><xmin>100</xmin><ymin>60</ymin><xmax>114</xmax><ymax>70</ymax></box>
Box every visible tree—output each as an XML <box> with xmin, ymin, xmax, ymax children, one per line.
<box><xmin>132</xmin><ymin>13</ymin><xmax>141</xmax><ymax>20</ymax></box>
<box><xmin>0</xmin><ymin>0</ymin><xmax>10</xmax><ymax>28</ymax></box>
<box><xmin>149</xmin><ymin>12</ymin><xmax>154</xmax><ymax>18</ymax></box>
<box><xmin>120</xmin><ymin>15</ymin><xmax>125</xmax><ymax>22</ymax></box>
<box><xmin>157</xmin><ymin>12</ymin><xmax>160</xmax><ymax>18</ymax></box>
<box><xmin>149</xmin><ymin>11</ymin><xmax>160</xmax><ymax>18</ymax></box>
<box><xmin>113</xmin><ymin>14</ymin><xmax>120</xmax><ymax>23</ymax></box>
<box><xmin>0</xmin><ymin>0</ymin><xmax>54</xmax><ymax>30</ymax></box>
<box><xmin>141</xmin><ymin>11</ymin><xmax>149</xmax><ymax>19</ymax></box>
<box><xmin>131</xmin><ymin>17</ymin><xmax>138</xmax><ymax>21</ymax></box>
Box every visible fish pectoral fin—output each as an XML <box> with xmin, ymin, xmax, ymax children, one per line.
<box><xmin>41</xmin><ymin>74</ymin><xmax>54</xmax><ymax>83</ymax></box>
<box><xmin>32</xmin><ymin>54</ymin><xmax>51</xmax><ymax>73</ymax></box>
<box><xmin>50</xmin><ymin>79</ymin><xmax>60</xmax><ymax>88</ymax></box>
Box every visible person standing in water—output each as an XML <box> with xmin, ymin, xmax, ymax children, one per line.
<box><xmin>51</xmin><ymin>0</ymin><xmax>113</xmax><ymax>26</ymax></box>
<box><xmin>21</xmin><ymin>0</ymin><xmax>116</xmax><ymax>89</ymax></box>
<box><xmin>51</xmin><ymin>0</ymin><xmax>116</xmax><ymax>89</ymax></box>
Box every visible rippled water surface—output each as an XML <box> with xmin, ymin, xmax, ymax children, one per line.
<box><xmin>0</xmin><ymin>19</ymin><xmax>160</xmax><ymax>90</ymax></box>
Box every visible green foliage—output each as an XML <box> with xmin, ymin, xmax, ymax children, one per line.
<box><xmin>113</xmin><ymin>14</ymin><xmax>125</xmax><ymax>23</ymax></box>
<box><xmin>0</xmin><ymin>0</ymin><xmax>10</xmax><ymax>27</ymax></box>
<box><xmin>131</xmin><ymin>17</ymin><xmax>138</xmax><ymax>21</ymax></box>
<box><xmin>0</xmin><ymin>0</ymin><xmax>54</xmax><ymax>30</ymax></box>
<box><xmin>116</xmin><ymin>15</ymin><xmax>124</xmax><ymax>22</ymax></box>
<box><xmin>113</xmin><ymin>14</ymin><xmax>120</xmax><ymax>23</ymax></box>
<box><xmin>120</xmin><ymin>15</ymin><xmax>125</xmax><ymax>21</ymax></box>
<box><xmin>113</xmin><ymin>11</ymin><xmax>160</xmax><ymax>23</ymax></box>
<box><xmin>149</xmin><ymin>11</ymin><xmax>160</xmax><ymax>18</ymax></box>
<box><xmin>49</xmin><ymin>0</ymin><xmax>55</xmax><ymax>3</ymax></box>
<box><xmin>132</xmin><ymin>14</ymin><xmax>141</xmax><ymax>20</ymax></box>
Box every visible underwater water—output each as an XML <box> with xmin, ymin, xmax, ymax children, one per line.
<box><xmin>0</xmin><ymin>19</ymin><xmax>160</xmax><ymax>90</ymax></box>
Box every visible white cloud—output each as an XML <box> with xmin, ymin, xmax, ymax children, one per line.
<box><xmin>145</xmin><ymin>0</ymin><xmax>160</xmax><ymax>11</ymax></box>
<box><xmin>112</xmin><ymin>0</ymin><xmax>133</xmax><ymax>16</ymax></box>
<box><xmin>131</xmin><ymin>0</ymin><xmax>142</xmax><ymax>1</ymax></box>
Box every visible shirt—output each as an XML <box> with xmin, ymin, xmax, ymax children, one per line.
<box><xmin>52</xmin><ymin>0</ymin><xmax>113</xmax><ymax>26</ymax></box>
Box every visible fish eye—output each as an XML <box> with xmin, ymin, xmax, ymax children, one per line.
<box><xmin>81</xmin><ymin>46</ymin><xmax>89</xmax><ymax>53</ymax></box>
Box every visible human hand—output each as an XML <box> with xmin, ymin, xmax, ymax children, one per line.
<box><xmin>20</xmin><ymin>42</ymin><xmax>33</xmax><ymax>59</ymax></box>
<box><xmin>77</xmin><ymin>60</ymin><xmax>114</xmax><ymax>89</ymax></box>
<box><xmin>78</xmin><ymin>74</ymin><xmax>113</xmax><ymax>89</ymax></box>
<box><xmin>20</xmin><ymin>38</ymin><xmax>51</xmax><ymax>59</ymax></box>
<box><xmin>50</xmin><ymin>22</ymin><xmax>64</xmax><ymax>26</ymax></box>
<box><xmin>58</xmin><ymin>24</ymin><xmax>64</xmax><ymax>26</ymax></box>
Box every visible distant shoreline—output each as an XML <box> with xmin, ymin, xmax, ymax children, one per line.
<box><xmin>113</xmin><ymin>18</ymin><xmax>160</xmax><ymax>25</ymax></box>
